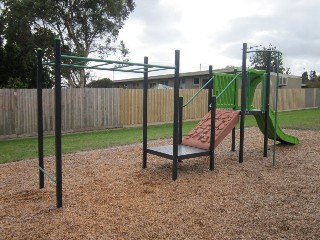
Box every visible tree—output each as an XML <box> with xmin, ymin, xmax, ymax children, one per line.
<box><xmin>309</xmin><ymin>70</ymin><xmax>317</xmax><ymax>81</ymax></box>
<box><xmin>87</xmin><ymin>78</ymin><xmax>113</xmax><ymax>88</ymax></box>
<box><xmin>301</xmin><ymin>71</ymin><xmax>309</xmax><ymax>84</ymax></box>
<box><xmin>249</xmin><ymin>44</ymin><xmax>287</xmax><ymax>74</ymax></box>
<box><xmin>1</xmin><ymin>0</ymin><xmax>135</xmax><ymax>88</ymax></box>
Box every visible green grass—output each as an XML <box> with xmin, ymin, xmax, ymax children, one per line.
<box><xmin>238</xmin><ymin>108</ymin><xmax>320</xmax><ymax>130</ymax></box>
<box><xmin>0</xmin><ymin>108</ymin><xmax>319</xmax><ymax>164</ymax></box>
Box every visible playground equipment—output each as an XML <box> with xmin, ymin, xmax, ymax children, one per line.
<box><xmin>37</xmin><ymin>38</ymin><xmax>178</xmax><ymax>208</ymax></box>
<box><xmin>37</xmin><ymin>40</ymin><xmax>300</xmax><ymax>207</ymax></box>
<box><xmin>143</xmin><ymin>43</ymin><xmax>299</xmax><ymax>180</ymax></box>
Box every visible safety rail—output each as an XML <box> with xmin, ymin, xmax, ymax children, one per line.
<box><xmin>182</xmin><ymin>75</ymin><xmax>215</xmax><ymax>107</ymax></box>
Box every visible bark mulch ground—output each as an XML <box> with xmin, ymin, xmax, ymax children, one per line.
<box><xmin>1</xmin><ymin>128</ymin><xmax>319</xmax><ymax>239</ymax></box>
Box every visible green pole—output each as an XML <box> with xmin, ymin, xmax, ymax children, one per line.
<box><xmin>273</xmin><ymin>52</ymin><xmax>280</xmax><ymax>166</ymax></box>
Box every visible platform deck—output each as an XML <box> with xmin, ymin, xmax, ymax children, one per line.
<box><xmin>146</xmin><ymin>144</ymin><xmax>210</xmax><ymax>160</ymax></box>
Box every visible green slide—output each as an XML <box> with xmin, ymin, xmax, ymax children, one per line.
<box><xmin>214</xmin><ymin>69</ymin><xmax>299</xmax><ymax>145</ymax></box>
<box><xmin>247</xmin><ymin>70</ymin><xmax>299</xmax><ymax>145</ymax></box>
<box><xmin>253</xmin><ymin>108</ymin><xmax>300</xmax><ymax>145</ymax></box>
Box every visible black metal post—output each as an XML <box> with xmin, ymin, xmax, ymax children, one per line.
<box><xmin>264</xmin><ymin>51</ymin><xmax>271</xmax><ymax>157</ymax></box>
<box><xmin>208</xmin><ymin>65</ymin><xmax>213</xmax><ymax>112</ymax></box>
<box><xmin>143</xmin><ymin>56</ymin><xmax>148</xmax><ymax>168</ymax></box>
<box><xmin>178</xmin><ymin>97</ymin><xmax>183</xmax><ymax>144</ymax></box>
<box><xmin>231</xmin><ymin>128</ymin><xmax>236</xmax><ymax>152</ymax></box>
<box><xmin>209</xmin><ymin>96</ymin><xmax>216</xmax><ymax>170</ymax></box>
<box><xmin>37</xmin><ymin>49</ymin><xmax>44</xmax><ymax>189</ymax></box>
<box><xmin>54</xmin><ymin>38</ymin><xmax>63</xmax><ymax>208</ymax></box>
<box><xmin>239</xmin><ymin>43</ymin><xmax>247</xmax><ymax>163</ymax></box>
<box><xmin>172</xmin><ymin>50</ymin><xmax>180</xmax><ymax>180</ymax></box>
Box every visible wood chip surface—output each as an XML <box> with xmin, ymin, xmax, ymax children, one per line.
<box><xmin>1</xmin><ymin>128</ymin><xmax>319</xmax><ymax>239</ymax></box>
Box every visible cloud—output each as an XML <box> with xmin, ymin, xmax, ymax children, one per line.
<box><xmin>114</xmin><ymin>0</ymin><xmax>320</xmax><ymax>79</ymax></box>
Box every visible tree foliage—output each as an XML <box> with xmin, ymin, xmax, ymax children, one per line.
<box><xmin>86</xmin><ymin>78</ymin><xmax>113</xmax><ymax>88</ymax></box>
<box><xmin>309</xmin><ymin>70</ymin><xmax>317</xmax><ymax>81</ymax></box>
<box><xmin>301</xmin><ymin>71</ymin><xmax>309</xmax><ymax>84</ymax></box>
<box><xmin>306</xmin><ymin>70</ymin><xmax>320</xmax><ymax>88</ymax></box>
<box><xmin>249</xmin><ymin>44</ymin><xmax>289</xmax><ymax>74</ymax></box>
<box><xmin>0</xmin><ymin>0</ymin><xmax>135</xmax><ymax>88</ymax></box>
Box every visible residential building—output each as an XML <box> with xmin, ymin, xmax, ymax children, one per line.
<box><xmin>112</xmin><ymin>67</ymin><xmax>302</xmax><ymax>89</ymax></box>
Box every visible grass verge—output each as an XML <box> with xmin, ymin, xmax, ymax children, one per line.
<box><xmin>0</xmin><ymin>108</ymin><xmax>319</xmax><ymax>164</ymax></box>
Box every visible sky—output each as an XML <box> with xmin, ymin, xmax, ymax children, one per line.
<box><xmin>106</xmin><ymin>0</ymin><xmax>320</xmax><ymax>80</ymax></box>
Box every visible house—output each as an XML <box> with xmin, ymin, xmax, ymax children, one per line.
<box><xmin>112</xmin><ymin>67</ymin><xmax>302</xmax><ymax>89</ymax></box>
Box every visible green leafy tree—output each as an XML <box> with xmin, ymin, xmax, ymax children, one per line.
<box><xmin>249</xmin><ymin>44</ymin><xmax>288</xmax><ymax>74</ymax></box>
<box><xmin>1</xmin><ymin>0</ymin><xmax>135</xmax><ymax>88</ymax></box>
<box><xmin>301</xmin><ymin>71</ymin><xmax>309</xmax><ymax>84</ymax></box>
<box><xmin>305</xmin><ymin>70</ymin><xmax>320</xmax><ymax>88</ymax></box>
<box><xmin>0</xmin><ymin>1</ymin><xmax>56</xmax><ymax>88</ymax></box>
<box><xmin>87</xmin><ymin>78</ymin><xmax>113</xmax><ymax>88</ymax></box>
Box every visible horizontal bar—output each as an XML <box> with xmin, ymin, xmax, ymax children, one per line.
<box><xmin>39</xmin><ymin>166</ymin><xmax>57</xmax><ymax>183</ymax></box>
<box><xmin>60</xmin><ymin>54</ymin><xmax>176</xmax><ymax>70</ymax></box>
<box><xmin>89</xmin><ymin>62</ymin><xmax>113</xmax><ymax>68</ymax></box>
<box><xmin>43</xmin><ymin>62</ymin><xmax>174</xmax><ymax>73</ymax></box>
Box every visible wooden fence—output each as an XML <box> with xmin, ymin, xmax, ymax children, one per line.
<box><xmin>0</xmin><ymin>88</ymin><xmax>319</xmax><ymax>138</ymax></box>
<box><xmin>120</xmin><ymin>89</ymin><xmax>208</xmax><ymax>126</ymax></box>
<box><xmin>0</xmin><ymin>88</ymin><xmax>121</xmax><ymax>138</ymax></box>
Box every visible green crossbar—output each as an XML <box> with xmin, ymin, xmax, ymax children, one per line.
<box><xmin>39</xmin><ymin>166</ymin><xmax>57</xmax><ymax>183</ymax></box>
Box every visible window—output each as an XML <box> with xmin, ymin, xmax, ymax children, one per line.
<box><xmin>160</xmin><ymin>80</ymin><xmax>168</xmax><ymax>86</ymax></box>
<box><xmin>278</xmin><ymin>76</ymin><xmax>288</xmax><ymax>86</ymax></box>
<box><xmin>149</xmin><ymin>83</ymin><xmax>156</xmax><ymax>88</ymax></box>
<box><xmin>132</xmin><ymin>82</ymin><xmax>139</xmax><ymax>88</ymax></box>
<box><xmin>193</xmin><ymin>77</ymin><xmax>200</xmax><ymax>86</ymax></box>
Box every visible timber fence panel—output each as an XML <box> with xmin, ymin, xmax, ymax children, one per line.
<box><xmin>0</xmin><ymin>88</ymin><xmax>122</xmax><ymax>138</ymax></box>
<box><xmin>180</xmin><ymin>89</ymin><xmax>208</xmax><ymax>120</ymax></box>
<box><xmin>315</xmin><ymin>88</ymin><xmax>320</xmax><ymax>107</ymax></box>
<box><xmin>120</xmin><ymin>89</ymin><xmax>209</xmax><ymax>126</ymax></box>
<box><xmin>16</xmin><ymin>89</ymin><xmax>37</xmax><ymax>135</ymax></box>
<box><xmin>276</xmin><ymin>89</ymin><xmax>305</xmax><ymax>111</ymax></box>
<box><xmin>0</xmin><ymin>89</ymin><xmax>15</xmax><ymax>136</ymax></box>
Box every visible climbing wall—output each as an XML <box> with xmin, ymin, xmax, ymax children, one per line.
<box><xmin>182</xmin><ymin>110</ymin><xmax>240</xmax><ymax>150</ymax></box>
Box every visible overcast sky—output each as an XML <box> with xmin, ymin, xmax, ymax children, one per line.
<box><xmin>110</xmin><ymin>0</ymin><xmax>320</xmax><ymax>80</ymax></box>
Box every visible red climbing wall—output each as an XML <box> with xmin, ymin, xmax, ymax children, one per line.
<box><xmin>182</xmin><ymin>110</ymin><xmax>240</xmax><ymax>150</ymax></box>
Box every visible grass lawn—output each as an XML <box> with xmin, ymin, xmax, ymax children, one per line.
<box><xmin>0</xmin><ymin>108</ymin><xmax>319</xmax><ymax>164</ymax></box>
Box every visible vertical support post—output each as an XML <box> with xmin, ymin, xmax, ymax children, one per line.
<box><xmin>142</xmin><ymin>56</ymin><xmax>148</xmax><ymax>168</ymax></box>
<box><xmin>273</xmin><ymin>52</ymin><xmax>280</xmax><ymax>166</ymax></box>
<box><xmin>172</xmin><ymin>50</ymin><xmax>180</xmax><ymax>180</ymax></box>
<box><xmin>239</xmin><ymin>43</ymin><xmax>247</xmax><ymax>163</ymax></box>
<box><xmin>264</xmin><ymin>51</ymin><xmax>271</xmax><ymax>157</ymax></box>
<box><xmin>54</xmin><ymin>38</ymin><xmax>63</xmax><ymax>208</ymax></box>
<box><xmin>208</xmin><ymin>65</ymin><xmax>213</xmax><ymax>112</ymax></box>
<box><xmin>209</xmin><ymin>96</ymin><xmax>216</xmax><ymax>170</ymax></box>
<box><xmin>231</xmin><ymin>128</ymin><xmax>236</xmax><ymax>152</ymax></box>
<box><xmin>37</xmin><ymin>49</ymin><xmax>44</xmax><ymax>189</ymax></box>
<box><xmin>178</xmin><ymin>97</ymin><xmax>183</xmax><ymax>144</ymax></box>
